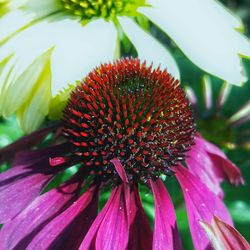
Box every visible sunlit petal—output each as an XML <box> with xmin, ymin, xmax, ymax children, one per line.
<box><xmin>119</xmin><ymin>16</ymin><xmax>180</xmax><ymax>79</ymax></box>
<box><xmin>139</xmin><ymin>0</ymin><xmax>250</xmax><ymax>85</ymax></box>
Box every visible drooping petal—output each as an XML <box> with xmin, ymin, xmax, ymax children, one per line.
<box><xmin>128</xmin><ymin>185</ymin><xmax>153</xmax><ymax>250</ymax></box>
<box><xmin>139</xmin><ymin>0</ymin><xmax>250</xmax><ymax>85</ymax></box>
<box><xmin>80</xmin><ymin>184</ymin><xmax>130</xmax><ymax>250</ymax></box>
<box><xmin>118</xmin><ymin>16</ymin><xmax>180</xmax><ymax>80</ymax></box>
<box><xmin>0</xmin><ymin>163</ymin><xmax>56</xmax><ymax>223</ymax></box>
<box><xmin>0</xmin><ymin>124</ymin><xmax>59</xmax><ymax>163</ymax></box>
<box><xmin>79</xmin><ymin>188</ymin><xmax>117</xmax><ymax>250</ymax></box>
<box><xmin>95</xmin><ymin>184</ymin><xmax>129</xmax><ymax>250</ymax></box>
<box><xmin>186</xmin><ymin>135</ymin><xmax>244</xmax><ymax>197</ymax></box>
<box><xmin>194</xmin><ymin>136</ymin><xmax>244</xmax><ymax>185</ymax></box>
<box><xmin>111</xmin><ymin>158</ymin><xmax>128</xmax><ymax>183</ymax></box>
<box><xmin>200</xmin><ymin>216</ymin><xmax>250</xmax><ymax>250</ymax></box>
<box><xmin>150</xmin><ymin>179</ymin><xmax>182</xmax><ymax>250</ymax></box>
<box><xmin>0</xmin><ymin>140</ymin><xmax>69</xmax><ymax>223</ymax></box>
<box><xmin>186</xmin><ymin>139</ymin><xmax>225</xmax><ymax>197</ymax></box>
<box><xmin>0</xmin><ymin>172</ymin><xmax>85</xmax><ymax>249</ymax></box>
<box><xmin>11</xmin><ymin>143</ymin><xmax>70</xmax><ymax>168</ymax></box>
<box><xmin>26</xmin><ymin>185</ymin><xmax>99</xmax><ymax>250</ymax></box>
<box><xmin>174</xmin><ymin>164</ymin><xmax>232</xmax><ymax>250</ymax></box>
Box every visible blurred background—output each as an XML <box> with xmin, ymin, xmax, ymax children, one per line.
<box><xmin>0</xmin><ymin>0</ymin><xmax>249</xmax><ymax>248</ymax></box>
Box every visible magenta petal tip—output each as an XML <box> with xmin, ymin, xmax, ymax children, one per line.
<box><xmin>111</xmin><ymin>158</ymin><xmax>129</xmax><ymax>183</ymax></box>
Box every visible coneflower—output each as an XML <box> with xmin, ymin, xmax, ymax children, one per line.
<box><xmin>0</xmin><ymin>58</ymin><xmax>245</xmax><ymax>250</ymax></box>
<box><xmin>1</xmin><ymin>0</ymin><xmax>250</xmax><ymax>132</ymax></box>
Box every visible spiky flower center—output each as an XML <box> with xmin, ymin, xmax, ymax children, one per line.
<box><xmin>60</xmin><ymin>0</ymin><xmax>145</xmax><ymax>21</ymax></box>
<box><xmin>63</xmin><ymin>58</ymin><xmax>195</xmax><ymax>183</ymax></box>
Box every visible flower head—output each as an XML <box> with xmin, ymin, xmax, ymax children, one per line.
<box><xmin>0</xmin><ymin>58</ymin><xmax>245</xmax><ymax>249</ymax></box>
<box><xmin>1</xmin><ymin>0</ymin><xmax>250</xmax><ymax>132</ymax></box>
<box><xmin>63</xmin><ymin>58</ymin><xmax>195</xmax><ymax>183</ymax></box>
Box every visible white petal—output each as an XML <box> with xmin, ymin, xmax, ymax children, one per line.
<box><xmin>0</xmin><ymin>54</ymin><xmax>14</xmax><ymax>93</ymax></box>
<box><xmin>0</xmin><ymin>0</ymin><xmax>62</xmax><ymax>43</ymax></box>
<box><xmin>50</xmin><ymin>19</ymin><xmax>117</xmax><ymax>95</ymax></box>
<box><xmin>0</xmin><ymin>17</ymin><xmax>117</xmax><ymax>122</ymax></box>
<box><xmin>0</xmin><ymin>49</ymin><xmax>53</xmax><ymax>116</ymax></box>
<box><xmin>198</xmin><ymin>0</ymin><xmax>243</xmax><ymax>30</ymax></box>
<box><xmin>0</xmin><ymin>10</ymin><xmax>33</xmax><ymax>42</ymax></box>
<box><xmin>0</xmin><ymin>20</ymin><xmax>58</xmax><ymax>99</ymax></box>
<box><xmin>23</xmin><ymin>0</ymin><xmax>62</xmax><ymax>18</ymax></box>
<box><xmin>0</xmin><ymin>20</ymin><xmax>60</xmax><ymax>118</ymax></box>
<box><xmin>139</xmin><ymin>0</ymin><xmax>250</xmax><ymax>85</ymax></box>
<box><xmin>7</xmin><ymin>0</ymin><xmax>27</xmax><ymax>9</ymax></box>
<box><xmin>118</xmin><ymin>16</ymin><xmax>179</xmax><ymax>79</ymax></box>
<box><xmin>17</xmin><ymin>50</ymin><xmax>52</xmax><ymax>133</ymax></box>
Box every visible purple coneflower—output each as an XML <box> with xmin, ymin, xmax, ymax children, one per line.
<box><xmin>0</xmin><ymin>58</ymin><xmax>246</xmax><ymax>249</ymax></box>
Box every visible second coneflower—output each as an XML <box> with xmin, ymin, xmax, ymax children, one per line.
<box><xmin>0</xmin><ymin>58</ymin><xmax>246</xmax><ymax>249</ymax></box>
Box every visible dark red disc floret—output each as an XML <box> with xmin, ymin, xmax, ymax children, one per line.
<box><xmin>63</xmin><ymin>58</ymin><xmax>195</xmax><ymax>183</ymax></box>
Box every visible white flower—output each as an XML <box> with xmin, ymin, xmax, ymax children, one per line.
<box><xmin>139</xmin><ymin>0</ymin><xmax>250</xmax><ymax>85</ymax></box>
<box><xmin>0</xmin><ymin>0</ymin><xmax>249</xmax><ymax>132</ymax></box>
<box><xmin>0</xmin><ymin>0</ymin><xmax>179</xmax><ymax>132</ymax></box>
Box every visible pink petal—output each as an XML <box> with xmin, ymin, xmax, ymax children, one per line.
<box><xmin>12</xmin><ymin>143</ymin><xmax>71</xmax><ymax>168</ymax></box>
<box><xmin>0</xmin><ymin>124</ymin><xmax>59</xmax><ymax>163</ymax></box>
<box><xmin>128</xmin><ymin>185</ymin><xmax>153</xmax><ymax>250</ymax></box>
<box><xmin>201</xmin><ymin>216</ymin><xmax>250</xmax><ymax>250</ymax></box>
<box><xmin>174</xmin><ymin>164</ymin><xmax>232</xmax><ymax>250</ymax></box>
<box><xmin>0</xmin><ymin>172</ymin><xmax>84</xmax><ymax>249</ymax></box>
<box><xmin>95</xmin><ymin>184</ymin><xmax>129</xmax><ymax>250</ymax></box>
<box><xmin>197</xmin><ymin>136</ymin><xmax>244</xmax><ymax>185</ymax></box>
<box><xmin>80</xmin><ymin>184</ymin><xmax>130</xmax><ymax>250</ymax></box>
<box><xmin>186</xmin><ymin>136</ymin><xmax>243</xmax><ymax>197</ymax></box>
<box><xmin>0</xmin><ymin>164</ymin><xmax>55</xmax><ymax>223</ymax></box>
<box><xmin>186</xmin><ymin>140</ymin><xmax>224</xmax><ymax>197</ymax></box>
<box><xmin>26</xmin><ymin>185</ymin><xmax>99</xmax><ymax>250</ymax></box>
<box><xmin>79</xmin><ymin>189</ymin><xmax>117</xmax><ymax>250</ymax></box>
<box><xmin>150</xmin><ymin>179</ymin><xmax>182</xmax><ymax>250</ymax></box>
<box><xmin>0</xmin><ymin>143</ymin><xmax>69</xmax><ymax>223</ymax></box>
<box><xmin>110</xmin><ymin>158</ymin><xmax>128</xmax><ymax>183</ymax></box>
